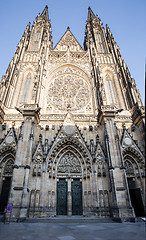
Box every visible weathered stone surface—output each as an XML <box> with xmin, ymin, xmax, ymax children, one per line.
<box><xmin>0</xmin><ymin>6</ymin><xmax>145</xmax><ymax>220</ymax></box>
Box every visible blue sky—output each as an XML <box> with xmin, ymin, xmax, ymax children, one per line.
<box><xmin>0</xmin><ymin>0</ymin><xmax>145</xmax><ymax>103</ymax></box>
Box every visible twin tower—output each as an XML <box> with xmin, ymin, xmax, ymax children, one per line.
<box><xmin>0</xmin><ymin>6</ymin><xmax>145</xmax><ymax>221</ymax></box>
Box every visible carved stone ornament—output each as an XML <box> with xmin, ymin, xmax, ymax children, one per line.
<box><xmin>57</xmin><ymin>152</ymin><xmax>81</xmax><ymax>173</ymax></box>
<box><xmin>54</xmin><ymin>29</ymin><xmax>83</xmax><ymax>52</ymax></box>
<box><xmin>124</xmin><ymin>161</ymin><xmax>135</xmax><ymax>175</ymax></box>
<box><xmin>34</xmin><ymin>154</ymin><xmax>43</xmax><ymax>164</ymax></box>
<box><xmin>47</xmin><ymin>74</ymin><xmax>90</xmax><ymax>111</ymax></box>
<box><xmin>124</xmin><ymin>137</ymin><xmax>132</xmax><ymax>146</ymax></box>
<box><xmin>5</xmin><ymin>136</ymin><xmax>14</xmax><ymax>144</ymax></box>
<box><xmin>4</xmin><ymin>160</ymin><xmax>14</xmax><ymax>175</ymax></box>
<box><xmin>63</xmin><ymin>125</ymin><xmax>76</xmax><ymax>135</ymax></box>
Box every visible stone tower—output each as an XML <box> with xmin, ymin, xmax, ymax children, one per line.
<box><xmin>0</xmin><ymin>6</ymin><xmax>145</xmax><ymax>221</ymax></box>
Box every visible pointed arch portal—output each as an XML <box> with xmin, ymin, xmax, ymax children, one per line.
<box><xmin>56</xmin><ymin>149</ymin><xmax>83</xmax><ymax>215</ymax></box>
<box><xmin>0</xmin><ymin>154</ymin><xmax>15</xmax><ymax>212</ymax></box>
<box><xmin>123</xmin><ymin>152</ymin><xmax>145</xmax><ymax>217</ymax></box>
<box><xmin>46</xmin><ymin>129</ymin><xmax>93</xmax><ymax>216</ymax></box>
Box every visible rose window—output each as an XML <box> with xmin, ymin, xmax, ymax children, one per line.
<box><xmin>47</xmin><ymin>74</ymin><xmax>90</xmax><ymax>111</ymax></box>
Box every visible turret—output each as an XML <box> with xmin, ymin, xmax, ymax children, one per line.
<box><xmin>25</xmin><ymin>6</ymin><xmax>52</xmax><ymax>106</ymax></box>
<box><xmin>84</xmin><ymin>7</ymin><xmax>143</xmax><ymax>112</ymax></box>
<box><xmin>0</xmin><ymin>22</ymin><xmax>30</xmax><ymax>108</ymax></box>
<box><xmin>0</xmin><ymin>6</ymin><xmax>53</xmax><ymax>111</ymax></box>
<box><xmin>84</xmin><ymin>8</ymin><xmax>110</xmax><ymax>107</ymax></box>
<box><xmin>106</xmin><ymin>24</ymin><xmax>143</xmax><ymax>109</ymax></box>
<box><xmin>28</xmin><ymin>5</ymin><xmax>52</xmax><ymax>52</ymax></box>
<box><xmin>84</xmin><ymin>7</ymin><xmax>109</xmax><ymax>54</ymax></box>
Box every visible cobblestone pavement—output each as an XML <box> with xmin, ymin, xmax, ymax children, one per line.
<box><xmin>0</xmin><ymin>222</ymin><xmax>145</xmax><ymax>240</ymax></box>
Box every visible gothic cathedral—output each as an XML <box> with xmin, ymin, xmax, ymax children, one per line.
<box><xmin>0</xmin><ymin>6</ymin><xmax>145</xmax><ymax>221</ymax></box>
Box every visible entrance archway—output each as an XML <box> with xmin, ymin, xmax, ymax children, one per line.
<box><xmin>124</xmin><ymin>153</ymin><xmax>145</xmax><ymax>217</ymax></box>
<box><xmin>0</xmin><ymin>156</ymin><xmax>14</xmax><ymax>212</ymax></box>
<box><xmin>47</xmin><ymin>135</ymin><xmax>92</xmax><ymax>216</ymax></box>
<box><xmin>56</xmin><ymin>151</ymin><xmax>83</xmax><ymax>215</ymax></box>
<box><xmin>127</xmin><ymin>177</ymin><xmax>145</xmax><ymax>217</ymax></box>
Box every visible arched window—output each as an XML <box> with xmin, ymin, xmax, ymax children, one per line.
<box><xmin>97</xmin><ymin>33</ymin><xmax>102</xmax><ymax>43</ymax></box>
<box><xmin>99</xmin><ymin>44</ymin><xmax>104</xmax><ymax>53</ymax></box>
<box><xmin>97</xmin><ymin>32</ymin><xmax>105</xmax><ymax>53</ymax></box>
<box><xmin>33</xmin><ymin>31</ymin><xmax>41</xmax><ymax>51</ymax></box>
<box><xmin>21</xmin><ymin>73</ymin><xmax>31</xmax><ymax>103</ymax></box>
<box><xmin>106</xmin><ymin>75</ymin><xmax>116</xmax><ymax>104</ymax></box>
<box><xmin>35</xmin><ymin>31</ymin><xmax>41</xmax><ymax>41</ymax></box>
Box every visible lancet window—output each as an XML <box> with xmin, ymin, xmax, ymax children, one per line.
<box><xmin>106</xmin><ymin>75</ymin><xmax>116</xmax><ymax>104</ymax></box>
<box><xmin>21</xmin><ymin>73</ymin><xmax>31</xmax><ymax>103</ymax></box>
<box><xmin>97</xmin><ymin>33</ymin><xmax>102</xmax><ymax>43</ymax></box>
<box><xmin>33</xmin><ymin>31</ymin><xmax>41</xmax><ymax>51</ymax></box>
<box><xmin>97</xmin><ymin>32</ymin><xmax>104</xmax><ymax>53</ymax></box>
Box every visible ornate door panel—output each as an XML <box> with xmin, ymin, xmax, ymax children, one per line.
<box><xmin>72</xmin><ymin>180</ymin><xmax>82</xmax><ymax>215</ymax></box>
<box><xmin>57</xmin><ymin>179</ymin><xmax>67</xmax><ymax>215</ymax></box>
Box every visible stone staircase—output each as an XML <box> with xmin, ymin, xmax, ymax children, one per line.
<box><xmin>18</xmin><ymin>216</ymin><xmax>117</xmax><ymax>223</ymax></box>
<box><xmin>1</xmin><ymin>214</ymin><xmax>140</xmax><ymax>223</ymax></box>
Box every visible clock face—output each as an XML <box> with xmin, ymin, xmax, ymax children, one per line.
<box><xmin>47</xmin><ymin>74</ymin><xmax>90</xmax><ymax>111</ymax></box>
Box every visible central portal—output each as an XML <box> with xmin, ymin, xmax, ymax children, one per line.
<box><xmin>57</xmin><ymin>179</ymin><xmax>82</xmax><ymax>215</ymax></box>
<box><xmin>57</xmin><ymin>150</ymin><xmax>83</xmax><ymax>215</ymax></box>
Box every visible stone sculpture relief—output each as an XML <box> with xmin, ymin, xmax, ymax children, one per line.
<box><xmin>57</xmin><ymin>152</ymin><xmax>81</xmax><ymax>173</ymax></box>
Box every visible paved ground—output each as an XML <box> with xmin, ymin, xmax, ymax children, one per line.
<box><xmin>0</xmin><ymin>222</ymin><xmax>145</xmax><ymax>240</ymax></box>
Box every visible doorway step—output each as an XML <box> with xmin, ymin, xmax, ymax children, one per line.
<box><xmin>16</xmin><ymin>216</ymin><xmax>117</xmax><ymax>223</ymax></box>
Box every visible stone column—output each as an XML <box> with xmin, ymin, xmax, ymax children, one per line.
<box><xmin>8</xmin><ymin>104</ymin><xmax>40</xmax><ymax>219</ymax></box>
<box><xmin>92</xmin><ymin>164</ymin><xmax>99</xmax><ymax>212</ymax></box>
<box><xmin>67</xmin><ymin>179</ymin><xmax>72</xmax><ymax>216</ymax></box>
<box><xmin>98</xmin><ymin>107</ymin><xmax>134</xmax><ymax>220</ymax></box>
<box><xmin>82</xmin><ymin>178</ymin><xmax>87</xmax><ymax>215</ymax></box>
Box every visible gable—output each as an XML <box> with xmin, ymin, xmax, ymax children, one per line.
<box><xmin>0</xmin><ymin>127</ymin><xmax>17</xmax><ymax>149</ymax></box>
<box><xmin>54</xmin><ymin>27</ymin><xmax>84</xmax><ymax>52</ymax></box>
<box><xmin>33</xmin><ymin>142</ymin><xmax>43</xmax><ymax>161</ymax></box>
<box><xmin>95</xmin><ymin>143</ymin><xmax>105</xmax><ymax>163</ymax></box>
<box><xmin>121</xmin><ymin>129</ymin><xmax>144</xmax><ymax>161</ymax></box>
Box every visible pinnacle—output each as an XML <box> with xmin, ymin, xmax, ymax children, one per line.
<box><xmin>106</xmin><ymin>24</ymin><xmax>110</xmax><ymax>31</ymax></box>
<box><xmin>88</xmin><ymin>6</ymin><xmax>96</xmax><ymax>20</ymax></box>
<box><xmin>25</xmin><ymin>22</ymin><xmax>30</xmax><ymax>31</ymax></box>
<box><xmin>22</xmin><ymin>22</ymin><xmax>30</xmax><ymax>37</ymax></box>
<box><xmin>41</xmin><ymin>5</ymin><xmax>49</xmax><ymax>21</ymax></box>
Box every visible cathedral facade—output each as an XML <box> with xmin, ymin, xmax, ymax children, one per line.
<box><xmin>0</xmin><ymin>6</ymin><xmax>145</xmax><ymax>221</ymax></box>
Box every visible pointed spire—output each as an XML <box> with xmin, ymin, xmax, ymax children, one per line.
<box><xmin>106</xmin><ymin>24</ymin><xmax>113</xmax><ymax>38</ymax></box>
<box><xmin>88</xmin><ymin>7</ymin><xmax>96</xmax><ymax>21</ymax></box>
<box><xmin>23</xmin><ymin>22</ymin><xmax>31</xmax><ymax>36</ymax></box>
<box><xmin>41</xmin><ymin>5</ymin><xmax>49</xmax><ymax>21</ymax></box>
